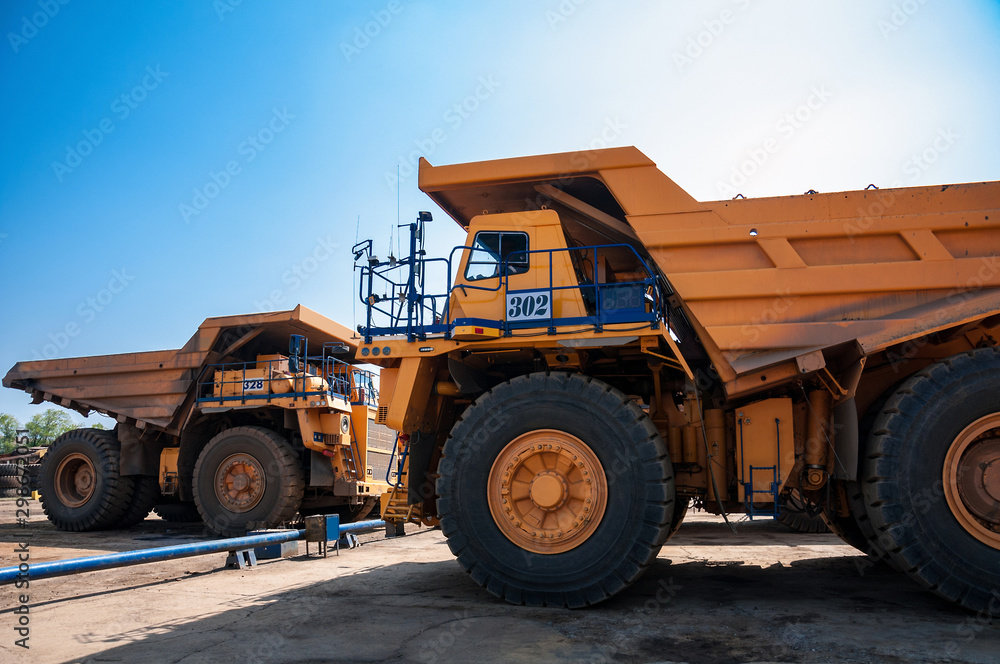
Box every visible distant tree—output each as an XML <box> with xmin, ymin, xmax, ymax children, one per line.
<box><xmin>91</xmin><ymin>423</ymin><xmax>107</xmax><ymax>430</ymax></box>
<box><xmin>0</xmin><ymin>413</ymin><xmax>20</xmax><ymax>453</ymax></box>
<box><xmin>25</xmin><ymin>409</ymin><xmax>78</xmax><ymax>446</ymax></box>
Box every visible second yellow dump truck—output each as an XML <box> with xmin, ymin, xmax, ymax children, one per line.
<box><xmin>3</xmin><ymin>307</ymin><xmax>396</xmax><ymax>536</ymax></box>
<box><xmin>360</xmin><ymin>147</ymin><xmax>999</xmax><ymax>612</ymax></box>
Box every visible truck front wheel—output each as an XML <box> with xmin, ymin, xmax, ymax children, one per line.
<box><xmin>193</xmin><ymin>426</ymin><xmax>304</xmax><ymax>537</ymax></box>
<box><xmin>436</xmin><ymin>372</ymin><xmax>675</xmax><ymax>608</ymax></box>
<box><xmin>863</xmin><ymin>347</ymin><xmax>1000</xmax><ymax>612</ymax></box>
<box><xmin>39</xmin><ymin>428</ymin><xmax>134</xmax><ymax>531</ymax></box>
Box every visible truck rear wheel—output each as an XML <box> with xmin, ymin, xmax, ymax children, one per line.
<box><xmin>778</xmin><ymin>507</ymin><xmax>829</xmax><ymax>534</ymax></box>
<box><xmin>822</xmin><ymin>480</ymin><xmax>874</xmax><ymax>550</ymax></box>
<box><xmin>153</xmin><ymin>502</ymin><xmax>203</xmax><ymax>523</ymax></box>
<box><xmin>436</xmin><ymin>372</ymin><xmax>675</xmax><ymax>608</ymax></box>
<box><xmin>39</xmin><ymin>428</ymin><xmax>135</xmax><ymax>531</ymax></box>
<box><xmin>193</xmin><ymin>426</ymin><xmax>304</xmax><ymax>537</ymax></box>
<box><xmin>114</xmin><ymin>475</ymin><xmax>161</xmax><ymax>528</ymax></box>
<box><xmin>666</xmin><ymin>497</ymin><xmax>690</xmax><ymax>540</ymax></box>
<box><xmin>863</xmin><ymin>348</ymin><xmax>1000</xmax><ymax>612</ymax></box>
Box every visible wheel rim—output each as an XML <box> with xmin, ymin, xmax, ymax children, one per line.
<box><xmin>215</xmin><ymin>453</ymin><xmax>266</xmax><ymax>513</ymax></box>
<box><xmin>54</xmin><ymin>452</ymin><xmax>96</xmax><ymax>508</ymax></box>
<box><xmin>487</xmin><ymin>429</ymin><xmax>608</xmax><ymax>555</ymax></box>
<box><xmin>943</xmin><ymin>413</ymin><xmax>1000</xmax><ymax>549</ymax></box>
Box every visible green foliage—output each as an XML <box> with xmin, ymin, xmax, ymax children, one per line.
<box><xmin>0</xmin><ymin>413</ymin><xmax>20</xmax><ymax>454</ymax></box>
<box><xmin>25</xmin><ymin>409</ymin><xmax>78</xmax><ymax>446</ymax></box>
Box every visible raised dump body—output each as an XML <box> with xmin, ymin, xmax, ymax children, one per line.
<box><xmin>355</xmin><ymin>147</ymin><xmax>1000</xmax><ymax>611</ymax></box>
<box><xmin>419</xmin><ymin>147</ymin><xmax>1000</xmax><ymax>399</ymax></box>
<box><xmin>4</xmin><ymin>305</ymin><xmax>395</xmax><ymax>536</ymax></box>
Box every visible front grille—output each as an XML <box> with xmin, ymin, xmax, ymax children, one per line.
<box><xmin>367</xmin><ymin>419</ymin><xmax>395</xmax><ymax>452</ymax></box>
<box><xmin>376</xmin><ymin>406</ymin><xmax>389</xmax><ymax>424</ymax></box>
<box><xmin>367</xmin><ymin>448</ymin><xmax>395</xmax><ymax>483</ymax></box>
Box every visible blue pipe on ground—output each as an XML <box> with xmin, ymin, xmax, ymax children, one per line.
<box><xmin>0</xmin><ymin>518</ymin><xmax>389</xmax><ymax>584</ymax></box>
<box><xmin>339</xmin><ymin>519</ymin><xmax>385</xmax><ymax>534</ymax></box>
<box><xmin>0</xmin><ymin>529</ymin><xmax>304</xmax><ymax>584</ymax></box>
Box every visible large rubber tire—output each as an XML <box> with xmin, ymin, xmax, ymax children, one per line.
<box><xmin>823</xmin><ymin>389</ymin><xmax>900</xmax><ymax>571</ymax></box>
<box><xmin>153</xmin><ymin>502</ymin><xmax>203</xmax><ymax>523</ymax></box>
<box><xmin>666</xmin><ymin>497</ymin><xmax>690</xmax><ymax>541</ymax></box>
<box><xmin>115</xmin><ymin>475</ymin><xmax>161</xmax><ymax>528</ymax></box>
<box><xmin>193</xmin><ymin>426</ymin><xmax>304</xmax><ymax>537</ymax></box>
<box><xmin>24</xmin><ymin>463</ymin><xmax>42</xmax><ymax>491</ymax></box>
<box><xmin>822</xmin><ymin>480</ymin><xmax>873</xmax><ymax>551</ymax></box>
<box><xmin>437</xmin><ymin>372</ymin><xmax>675</xmax><ymax>608</ymax></box>
<box><xmin>0</xmin><ymin>476</ymin><xmax>22</xmax><ymax>489</ymax></box>
<box><xmin>777</xmin><ymin>497</ymin><xmax>829</xmax><ymax>534</ymax></box>
<box><xmin>332</xmin><ymin>496</ymin><xmax>379</xmax><ymax>523</ymax></box>
<box><xmin>863</xmin><ymin>348</ymin><xmax>1000</xmax><ymax>612</ymax></box>
<box><xmin>0</xmin><ymin>463</ymin><xmax>24</xmax><ymax>477</ymax></box>
<box><xmin>39</xmin><ymin>429</ymin><xmax>135</xmax><ymax>531</ymax></box>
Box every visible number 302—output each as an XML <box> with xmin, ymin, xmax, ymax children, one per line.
<box><xmin>508</xmin><ymin>293</ymin><xmax>549</xmax><ymax>319</ymax></box>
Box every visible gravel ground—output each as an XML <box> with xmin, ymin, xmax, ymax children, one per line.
<box><xmin>0</xmin><ymin>496</ymin><xmax>997</xmax><ymax>664</ymax></box>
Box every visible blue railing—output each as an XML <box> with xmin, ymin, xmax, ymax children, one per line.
<box><xmin>358</xmin><ymin>241</ymin><xmax>662</xmax><ymax>342</ymax></box>
<box><xmin>196</xmin><ymin>353</ymin><xmax>378</xmax><ymax>408</ymax></box>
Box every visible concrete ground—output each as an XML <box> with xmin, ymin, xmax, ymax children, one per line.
<box><xmin>1</xmin><ymin>497</ymin><xmax>997</xmax><ymax>664</ymax></box>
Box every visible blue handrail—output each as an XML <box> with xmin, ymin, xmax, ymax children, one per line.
<box><xmin>358</xmin><ymin>239</ymin><xmax>662</xmax><ymax>341</ymax></box>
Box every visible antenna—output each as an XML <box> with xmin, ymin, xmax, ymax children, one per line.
<box><xmin>353</xmin><ymin>215</ymin><xmax>360</xmax><ymax>330</ymax></box>
<box><xmin>396</xmin><ymin>164</ymin><xmax>401</xmax><ymax>261</ymax></box>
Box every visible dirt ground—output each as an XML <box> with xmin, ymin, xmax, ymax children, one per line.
<box><xmin>0</xmin><ymin>497</ymin><xmax>997</xmax><ymax>664</ymax></box>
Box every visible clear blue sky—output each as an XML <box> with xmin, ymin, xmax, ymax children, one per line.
<box><xmin>1</xmin><ymin>0</ymin><xmax>999</xmax><ymax>426</ymax></box>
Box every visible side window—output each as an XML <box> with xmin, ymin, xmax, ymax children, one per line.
<box><xmin>464</xmin><ymin>232</ymin><xmax>529</xmax><ymax>281</ymax></box>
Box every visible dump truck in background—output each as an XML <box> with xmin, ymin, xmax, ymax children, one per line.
<box><xmin>356</xmin><ymin>147</ymin><xmax>1000</xmax><ymax>612</ymax></box>
<box><xmin>5</xmin><ymin>146</ymin><xmax>999</xmax><ymax>613</ymax></box>
<box><xmin>3</xmin><ymin>306</ymin><xmax>396</xmax><ymax>536</ymax></box>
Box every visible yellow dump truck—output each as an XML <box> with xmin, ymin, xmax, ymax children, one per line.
<box><xmin>358</xmin><ymin>147</ymin><xmax>1000</xmax><ymax>612</ymax></box>
<box><xmin>5</xmin><ymin>146</ymin><xmax>999</xmax><ymax>613</ymax></box>
<box><xmin>3</xmin><ymin>306</ymin><xmax>396</xmax><ymax>536</ymax></box>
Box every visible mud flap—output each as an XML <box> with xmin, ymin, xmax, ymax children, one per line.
<box><xmin>407</xmin><ymin>430</ymin><xmax>436</xmax><ymax>505</ymax></box>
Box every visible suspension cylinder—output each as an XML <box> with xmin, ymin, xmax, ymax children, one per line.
<box><xmin>705</xmin><ymin>409</ymin><xmax>727</xmax><ymax>503</ymax></box>
<box><xmin>804</xmin><ymin>390</ymin><xmax>832</xmax><ymax>488</ymax></box>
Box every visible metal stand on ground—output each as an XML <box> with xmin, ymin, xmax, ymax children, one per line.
<box><xmin>304</xmin><ymin>514</ymin><xmax>341</xmax><ymax>557</ymax></box>
<box><xmin>226</xmin><ymin>548</ymin><xmax>258</xmax><ymax>569</ymax></box>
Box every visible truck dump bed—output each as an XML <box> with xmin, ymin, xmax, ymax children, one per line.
<box><xmin>2</xmin><ymin>305</ymin><xmax>358</xmax><ymax>435</ymax></box>
<box><xmin>420</xmin><ymin>147</ymin><xmax>1000</xmax><ymax>389</ymax></box>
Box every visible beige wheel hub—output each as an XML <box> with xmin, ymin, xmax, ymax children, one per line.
<box><xmin>54</xmin><ymin>452</ymin><xmax>96</xmax><ymax>508</ymax></box>
<box><xmin>943</xmin><ymin>413</ymin><xmax>1000</xmax><ymax>549</ymax></box>
<box><xmin>488</xmin><ymin>429</ymin><xmax>608</xmax><ymax>555</ymax></box>
<box><xmin>215</xmin><ymin>453</ymin><xmax>266</xmax><ymax>513</ymax></box>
